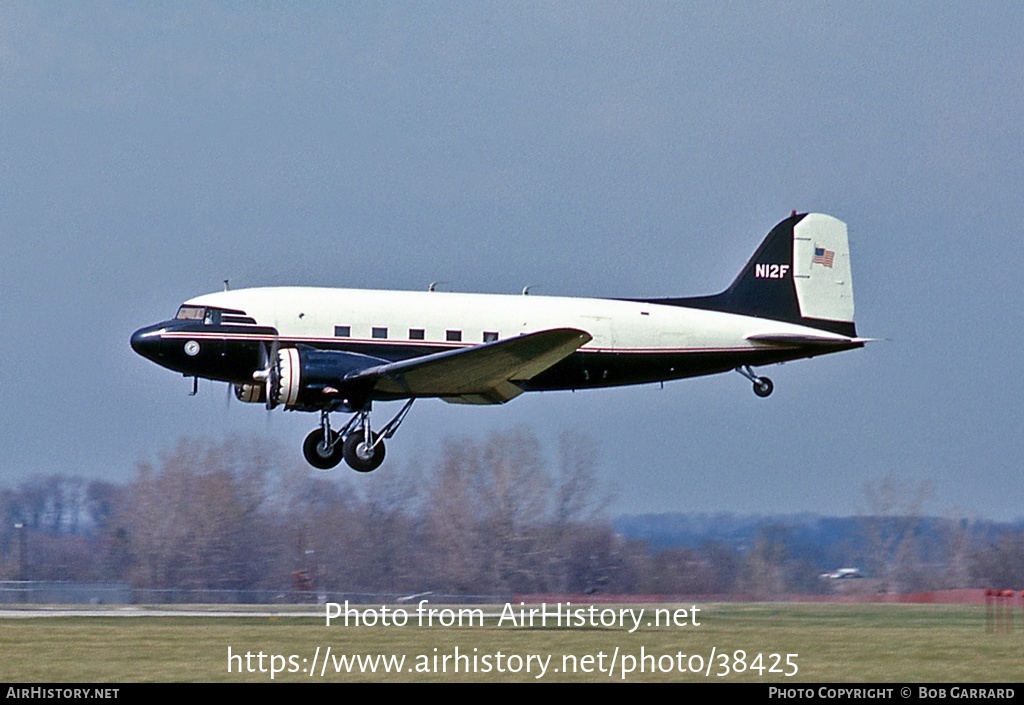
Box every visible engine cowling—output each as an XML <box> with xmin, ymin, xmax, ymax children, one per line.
<box><xmin>234</xmin><ymin>383</ymin><xmax>265</xmax><ymax>404</ymax></box>
<box><xmin>265</xmin><ymin>347</ymin><xmax>380</xmax><ymax>412</ymax></box>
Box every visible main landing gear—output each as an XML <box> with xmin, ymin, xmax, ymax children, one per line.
<box><xmin>302</xmin><ymin>400</ymin><xmax>415</xmax><ymax>473</ymax></box>
<box><xmin>736</xmin><ymin>365</ymin><xmax>774</xmax><ymax>398</ymax></box>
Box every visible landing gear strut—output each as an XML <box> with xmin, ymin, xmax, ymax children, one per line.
<box><xmin>736</xmin><ymin>365</ymin><xmax>774</xmax><ymax>397</ymax></box>
<box><xmin>301</xmin><ymin>400</ymin><xmax>415</xmax><ymax>473</ymax></box>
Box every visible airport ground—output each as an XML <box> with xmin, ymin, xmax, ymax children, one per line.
<box><xmin>1</xmin><ymin>602</ymin><xmax>1021</xmax><ymax>683</ymax></box>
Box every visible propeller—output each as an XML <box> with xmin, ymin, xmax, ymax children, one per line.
<box><xmin>253</xmin><ymin>337</ymin><xmax>281</xmax><ymax>410</ymax></box>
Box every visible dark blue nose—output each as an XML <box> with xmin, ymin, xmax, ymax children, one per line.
<box><xmin>130</xmin><ymin>324</ymin><xmax>164</xmax><ymax>362</ymax></box>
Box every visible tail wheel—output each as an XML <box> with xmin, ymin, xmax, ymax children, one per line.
<box><xmin>343</xmin><ymin>430</ymin><xmax>385</xmax><ymax>473</ymax></box>
<box><xmin>303</xmin><ymin>428</ymin><xmax>343</xmax><ymax>470</ymax></box>
<box><xmin>753</xmin><ymin>377</ymin><xmax>774</xmax><ymax>397</ymax></box>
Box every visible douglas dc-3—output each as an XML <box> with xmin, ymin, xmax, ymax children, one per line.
<box><xmin>131</xmin><ymin>212</ymin><xmax>867</xmax><ymax>472</ymax></box>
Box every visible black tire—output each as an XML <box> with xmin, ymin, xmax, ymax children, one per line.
<box><xmin>753</xmin><ymin>376</ymin><xmax>774</xmax><ymax>398</ymax></box>
<box><xmin>343</xmin><ymin>430</ymin><xmax>386</xmax><ymax>473</ymax></box>
<box><xmin>302</xmin><ymin>428</ymin><xmax>343</xmax><ymax>470</ymax></box>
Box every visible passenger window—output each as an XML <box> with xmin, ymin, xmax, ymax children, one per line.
<box><xmin>372</xmin><ymin>327</ymin><xmax>388</xmax><ymax>339</ymax></box>
<box><xmin>446</xmin><ymin>330</ymin><xmax>462</xmax><ymax>342</ymax></box>
<box><xmin>483</xmin><ymin>331</ymin><xmax>499</xmax><ymax>342</ymax></box>
<box><xmin>334</xmin><ymin>326</ymin><xmax>351</xmax><ymax>337</ymax></box>
<box><xmin>409</xmin><ymin>328</ymin><xmax>425</xmax><ymax>340</ymax></box>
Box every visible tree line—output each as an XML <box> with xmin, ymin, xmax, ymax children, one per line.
<box><xmin>1</xmin><ymin>432</ymin><xmax>1021</xmax><ymax>600</ymax></box>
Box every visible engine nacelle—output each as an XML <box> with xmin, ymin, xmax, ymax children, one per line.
<box><xmin>234</xmin><ymin>383</ymin><xmax>265</xmax><ymax>404</ymax></box>
<box><xmin>266</xmin><ymin>347</ymin><xmax>378</xmax><ymax>412</ymax></box>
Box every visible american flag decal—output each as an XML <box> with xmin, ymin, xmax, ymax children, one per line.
<box><xmin>812</xmin><ymin>246</ymin><xmax>835</xmax><ymax>268</ymax></box>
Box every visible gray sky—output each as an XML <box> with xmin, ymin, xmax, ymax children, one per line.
<box><xmin>2</xmin><ymin>1</ymin><xmax>1021</xmax><ymax>520</ymax></box>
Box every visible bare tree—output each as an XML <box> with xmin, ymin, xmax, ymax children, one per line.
<box><xmin>553</xmin><ymin>430</ymin><xmax>608</xmax><ymax>527</ymax></box>
<box><xmin>738</xmin><ymin>525</ymin><xmax>789</xmax><ymax>597</ymax></box>
<box><xmin>120</xmin><ymin>436</ymin><xmax>274</xmax><ymax>596</ymax></box>
<box><xmin>859</xmin><ymin>471</ymin><xmax>933</xmax><ymax>593</ymax></box>
<box><xmin>422</xmin><ymin>427</ymin><xmax>615</xmax><ymax>595</ymax></box>
<box><xmin>423</xmin><ymin>438</ymin><xmax>489</xmax><ymax>593</ymax></box>
<box><xmin>971</xmin><ymin>529</ymin><xmax>1024</xmax><ymax>590</ymax></box>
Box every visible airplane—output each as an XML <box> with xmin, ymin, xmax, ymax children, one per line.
<box><xmin>131</xmin><ymin>211</ymin><xmax>868</xmax><ymax>473</ymax></box>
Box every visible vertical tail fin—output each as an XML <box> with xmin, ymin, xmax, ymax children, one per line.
<box><xmin>641</xmin><ymin>213</ymin><xmax>857</xmax><ymax>337</ymax></box>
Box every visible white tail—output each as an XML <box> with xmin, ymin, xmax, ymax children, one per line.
<box><xmin>792</xmin><ymin>213</ymin><xmax>855</xmax><ymax>325</ymax></box>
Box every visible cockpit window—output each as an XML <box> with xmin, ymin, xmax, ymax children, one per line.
<box><xmin>175</xmin><ymin>305</ymin><xmax>256</xmax><ymax>326</ymax></box>
<box><xmin>176</xmin><ymin>306</ymin><xmax>206</xmax><ymax>320</ymax></box>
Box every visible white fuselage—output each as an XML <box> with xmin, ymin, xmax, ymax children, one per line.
<box><xmin>184</xmin><ymin>286</ymin><xmax>849</xmax><ymax>357</ymax></box>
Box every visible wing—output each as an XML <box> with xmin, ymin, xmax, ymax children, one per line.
<box><xmin>352</xmin><ymin>328</ymin><xmax>592</xmax><ymax>404</ymax></box>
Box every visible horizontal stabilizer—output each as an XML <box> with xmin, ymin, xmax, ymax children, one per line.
<box><xmin>746</xmin><ymin>333</ymin><xmax>869</xmax><ymax>348</ymax></box>
<box><xmin>355</xmin><ymin>328</ymin><xmax>592</xmax><ymax>404</ymax></box>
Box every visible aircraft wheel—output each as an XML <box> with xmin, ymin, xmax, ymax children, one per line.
<box><xmin>303</xmin><ymin>428</ymin><xmax>344</xmax><ymax>470</ymax></box>
<box><xmin>753</xmin><ymin>377</ymin><xmax>774</xmax><ymax>398</ymax></box>
<box><xmin>343</xmin><ymin>430</ymin><xmax>386</xmax><ymax>473</ymax></box>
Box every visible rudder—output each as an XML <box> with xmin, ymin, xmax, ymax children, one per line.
<box><xmin>791</xmin><ymin>213</ymin><xmax>855</xmax><ymax>328</ymax></box>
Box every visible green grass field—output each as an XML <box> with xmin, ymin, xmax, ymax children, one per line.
<box><xmin>0</xmin><ymin>603</ymin><xmax>1021</xmax><ymax>682</ymax></box>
